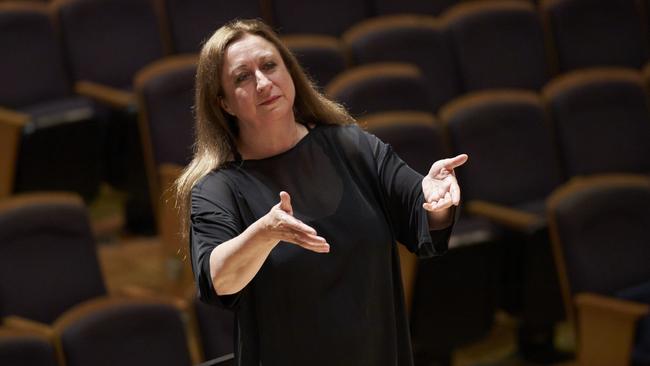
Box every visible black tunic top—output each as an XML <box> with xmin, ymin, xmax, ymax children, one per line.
<box><xmin>190</xmin><ymin>124</ymin><xmax>452</xmax><ymax>366</ymax></box>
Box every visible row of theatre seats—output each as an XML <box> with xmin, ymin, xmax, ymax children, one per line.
<box><xmin>0</xmin><ymin>0</ymin><xmax>649</xmax><ymax>365</ymax></box>
<box><xmin>0</xmin><ymin>193</ymin><xmax>235</xmax><ymax>366</ymax></box>
<box><xmin>0</xmin><ymin>179</ymin><xmax>648</xmax><ymax>366</ymax></box>
<box><xmin>2</xmin><ymin>0</ymin><xmax>650</xmax><ymax>202</ymax></box>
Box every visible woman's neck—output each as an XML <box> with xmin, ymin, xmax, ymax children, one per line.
<box><xmin>237</xmin><ymin>119</ymin><xmax>308</xmax><ymax>160</ymax></box>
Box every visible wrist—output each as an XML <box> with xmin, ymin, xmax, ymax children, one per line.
<box><xmin>249</xmin><ymin>216</ymin><xmax>280</xmax><ymax>249</ymax></box>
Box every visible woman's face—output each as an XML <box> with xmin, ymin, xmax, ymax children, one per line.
<box><xmin>219</xmin><ymin>34</ymin><xmax>296</xmax><ymax>129</ymax></box>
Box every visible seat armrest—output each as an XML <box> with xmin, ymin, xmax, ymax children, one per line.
<box><xmin>75</xmin><ymin>80</ymin><xmax>135</xmax><ymax>110</ymax></box>
<box><xmin>466</xmin><ymin>200</ymin><xmax>544</xmax><ymax>233</ymax></box>
<box><xmin>575</xmin><ymin>292</ymin><xmax>649</xmax><ymax>366</ymax></box>
<box><xmin>0</xmin><ymin>107</ymin><xmax>29</xmax><ymax>197</ymax></box>
<box><xmin>2</xmin><ymin>315</ymin><xmax>54</xmax><ymax>338</ymax></box>
<box><xmin>115</xmin><ymin>285</ymin><xmax>188</xmax><ymax>311</ymax></box>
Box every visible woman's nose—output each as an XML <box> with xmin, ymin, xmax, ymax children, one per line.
<box><xmin>255</xmin><ymin>70</ymin><xmax>271</xmax><ymax>92</ymax></box>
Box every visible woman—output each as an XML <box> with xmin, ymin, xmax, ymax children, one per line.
<box><xmin>176</xmin><ymin>19</ymin><xmax>468</xmax><ymax>365</ymax></box>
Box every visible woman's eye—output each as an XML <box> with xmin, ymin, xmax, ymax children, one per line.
<box><xmin>262</xmin><ymin>61</ymin><xmax>276</xmax><ymax>71</ymax></box>
<box><xmin>235</xmin><ymin>73</ymin><xmax>250</xmax><ymax>83</ymax></box>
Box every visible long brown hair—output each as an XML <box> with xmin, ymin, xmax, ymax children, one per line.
<box><xmin>175</xmin><ymin>19</ymin><xmax>354</xmax><ymax>239</ymax></box>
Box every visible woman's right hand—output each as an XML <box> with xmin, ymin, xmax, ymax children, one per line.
<box><xmin>259</xmin><ymin>191</ymin><xmax>330</xmax><ymax>253</ymax></box>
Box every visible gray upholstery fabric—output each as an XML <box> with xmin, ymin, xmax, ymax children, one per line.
<box><xmin>0</xmin><ymin>199</ymin><xmax>106</xmax><ymax>324</ymax></box>
<box><xmin>445</xmin><ymin>95</ymin><xmax>562</xmax><ymax>205</ymax></box>
<box><xmin>329</xmin><ymin>72</ymin><xmax>433</xmax><ymax>118</ymax></box>
<box><xmin>346</xmin><ymin>23</ymin><xmax>460</xmax><ymax>112</ymax></box>
<box><xmin>60</xmin><ymin>302</ymin><xmax>192</xmax><ymax>366</ymax></box>
<box><xmin>55</xmin><ymin>0</ymin><xmax>165</xmax><ymax>87</ymax></box>
<box><xmin>0</xmin><ymin>334</ymin><xmax>57</xmax><ymax>366</ymax></box>
<box><xmin>289</xmin><ymin>43</ymin><xmax>347</xmax><ymax>89</ymax></box>
<box><xmin>165</xmin><ymin>0</ymin><xmax>261</xmax><ymax>54</ymax></box>
<box><xmin>272</xmin><ymin>0</ymin><xmax>369</xmax><ymax>35</ymax></box>
<box><xmin>546</xmin><ymin>74</ymin><xmax>650</xmax><ymax>177</ymax></box>
<box><xmin>446</xmin><ymin>3</ymin><xmax>549</xmax><ymax>91</ymax></box>
<box><xmin>0</xmin><ymin>5</ymin><xmax>70</xmax><ymax>108</ymax></box>
<box><xmin>139</xmin><ymin>63</ymin><xmax>196</xmax><ymax>167</ymax></box>
<box><xmin>544</xmin><ymin>0</ymin><xmax>648</xmax><ymax>71</ymax></box>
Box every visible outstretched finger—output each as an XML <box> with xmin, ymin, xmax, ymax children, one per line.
<box><xmin>277</xmin><ymin>228</ymin><xmax>330</xmax><ymax>253</ymax></box>
<box><xmin>444</xmin><ymin>154</ymin><xmax>468</xmax><ymax>170</ymax></box>
<box><xmin>279</xmin><ymin>191</ymin><xmax>293</xmax><ymax>215</ymax></box>
<box><xmin>278</xmin><ymin>212</ymin><xmax>317</xmax><ymax>236</ymax></box>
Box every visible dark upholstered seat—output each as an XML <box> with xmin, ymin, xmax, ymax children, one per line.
<box><xmin>443</xmin><ymin>1</ymin><xmax>550</xmax><ymax>92</ymax></box>
<box><xmin>282</xmin><ymin>35</ymin><xmax>348</xmax><ymax>89</ymax></box>
<box><xmin>547</xmin><ymin>175</ymin><xmax>650</xmax><ymax>366</ymax></box>
<box><xmin>543</xmin><ymin>68</ymin><xmax>650</xmax><ymax>178</ymax></box>
<box><xmin>343</xmin><ymin>15</ymin><xmax>460</xmax><ymax>112</ymax></box>
<box><xmin>0</xmin><ymin>2</ymin><xmax>104</xmax><ymax>201</ymax></box>
<box><xmin>0</xmin><ymin>193</ymin><xmax>106</xmax><ymax>325</ymax></box>
<box><xmin>540</xmin><ymin>0</ymin><xmax>648</xmax><ymax>72</ymax></box>
<box><xmin>326</xmin><ymin>63</ymin><xmax>433</xmax><ymax>119</ymax></box>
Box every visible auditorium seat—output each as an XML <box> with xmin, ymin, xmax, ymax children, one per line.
<box><xmin>372</xmin><ymin>0</ymin><xmax>457</xmax><ymax>16</ymax></box>
<box><xmin>443</xmin><ymin>0</ymin><xmax>550</xmax><ymax>92</ymax></box>
<box><xmin>441</xmin><ymin>90</ymin><xmax>567</xmax><ymax>361</ymax></box>
<box><xmin>0</xmin><ymin>193</ymin><xmax>106</xmax><ymax>325</ymax></box>
<box><xmin>53</xmin><ymin>297</ymin><xmax>193</xmax><ymax>366</ymax></box>
<box><xmin>0</xmin><ymin>2</ymin><xmax>104</xmax><ymax>201</ymax></box>
<box><xmin>543</xmin><ymin>68</ymin><xmax>650</xmax><ymax>178</ymax></box>
<box><xmin>282</xmin><ymin>35</ymin><xmax>348</xmax><ymax>89</ymax></box>
<box><xmin>134</xmin><ymin>55</ymin><xmax>197</xmax><ymax>290</ymax></box>
<box><xmin>53</xmin><ymin>0</ymin><xmax>168</xmax><ymax>233</ymax></box>
<box><xmin>325</xmin><ymin>63</ymin><xmax>433</xmax><ymax>119</ymax></box>
<box><xmin>540</xmin><ymin>0</ymin><xmax>648</xmax><ymax>73</ymax></box>
<box><xmin>269</xmin><ymin>0</ymin><xmax>369</xmax><ymax>35</ymax></box>
<box><xmin>161</xmin><ymin>0</ymin><xmax>262</xmax><ymax>54</ymax></box>
<box><xmin>343</xmin><ymin>15</ymin><xmax>460</xmax><ymax>112</ymax></box>
<box><xmin>0</xmin><ymin>328</ymin><xmax>58</xmax><ymax>366</ymax></box>
<box><xmin>547</xmin><ymin>174</ymin><xmax>650</xmax><ymax>366</ymax></box>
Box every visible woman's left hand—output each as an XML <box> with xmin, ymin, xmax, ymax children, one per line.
<box><xmin>422</xmin><ymin>154</ymin><xmax>468</xmax><ymax>212</ymax></box>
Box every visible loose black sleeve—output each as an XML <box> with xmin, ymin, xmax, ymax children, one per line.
<box><xmin>190</xmin><ymin>173</ymin><xmax>245</xmax><ymax>308</ymax></box>
<box><xmin>362</xmin><ymin>130</ymin><xmax>452</xmax><ymax>258</ymax></box>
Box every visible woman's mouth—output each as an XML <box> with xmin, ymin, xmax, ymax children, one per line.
<box><xmin>259</xmin><ymin>95</ymin><xmax>281</xmax><ymax>106</ymax></box>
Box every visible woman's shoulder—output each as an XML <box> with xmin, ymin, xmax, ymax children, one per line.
<box><xmin>191</xmin><ymin>167</ymin><xmax>239</xmax><ymax>197</ymax></box>
<box><xmin>316</xmin><ymin>122</ymin><xmax>367</xmax><ymax>142</ymax></box>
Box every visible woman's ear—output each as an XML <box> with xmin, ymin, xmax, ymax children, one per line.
<box><xmin>220</xmin><ymin>97</ymin><xmax>234</xmax><ymax>116</ymax></box>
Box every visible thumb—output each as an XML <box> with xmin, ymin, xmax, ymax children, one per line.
<box><xmin>279</xmin><ymin>191</ymin><xmax>293</xmax><ymax>215</ymax></box>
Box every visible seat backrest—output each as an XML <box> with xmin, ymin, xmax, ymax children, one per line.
<box><xmin>0</xmin><ymin>328</ymin><xmax>58</xmax><ymax>366</ymax></box>
<box><xmin>547</xmin><ymin>175</ymin><xmax>650</xmax><ymax>303</ymax></box>
<box><xmin>360</xmin><ymin>111</ymin><xmax>448</xmax><ymax>176</ymax></box>
<box><xmin>443</xmin><ymin>0</ymin><xmax>549</xmax><ymax>92</ymax></box>
<box><xmin>134</xmin><ymin>55</ymin><xmax>197</xmax><ymax>212</ymax></box>
<box><xmin>343</xmin><ymin>15</ymin><xmax>460</xmax><ymax>112</ymax></box>
<box><xmin>0</xmin><ymin>2</ymin><xmax>70</xmax><ymax>108</ymax></box>
<box><xmin>162</xmin><ymin>0</ymin><xmax>261</xmax><ymax>54</ymax></box>
<box><xmin>53</xmin><ymin>0</ymin><xmax>165</xmax><ymax>88</ymax></box>
<box><xmin>0</xmin><ymin>193</ymin><xmax>106</xmax><ymax>324</ymax></box>
<box><xmin>372</xmin><ymin>0</ymin><xmax>457</xmax><ymax>16</ymax></box>
<box><xmin>55</xmin><ymin>298</ymin><xmax>193</xmax><ymax>366</ymax></box>
<box><xmin>326</xmin><ymin>63</ymin><xmax>433</xmax><ymax>119</ymax></box>
<box><xmin>282</xmin><ymin>35</ymin><xmax>347</xmax><ymax>89</ymax></box>
<box><xmin>441</xmin><ymin>90</ymin><xmax>562</xmax><ymax>205</ymax></box>
<box><xmin>270</xmin><ymin>0</ymin><xmax>369</xmax><ymax>35</ymax></box>
<box><xmin>540</xmin><ymin>0</ymin><xmax>648</xmax><ymax>72</ymax></box>
<box><xmin>543</xmin><ymin>68</ymin><xmax>650</xmax><ymax>178</ymax></box>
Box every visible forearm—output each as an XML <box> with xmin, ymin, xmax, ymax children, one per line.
<box><xmin>209</xmin><ymin>219</ymin><xmax>278</xmax><ymax>295</ymax></box>
<box><xmin>427</xmin><ymin>206</ymin><xmax>454</xmax><ymax>231</ymax></box>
